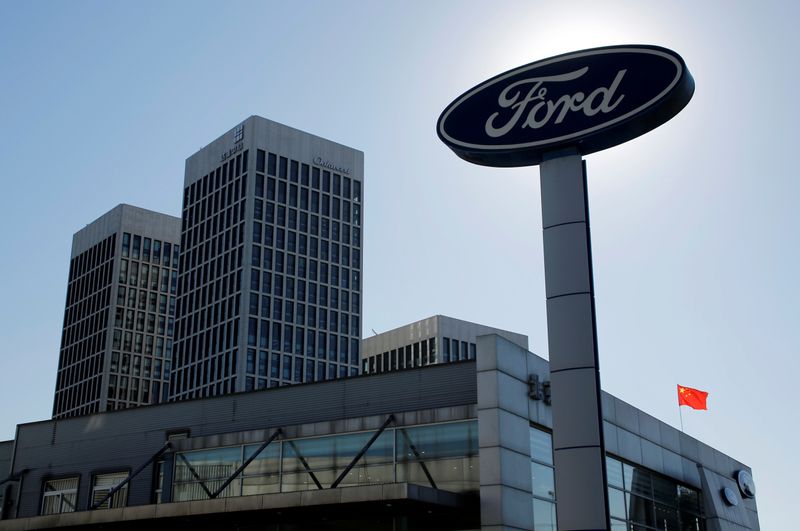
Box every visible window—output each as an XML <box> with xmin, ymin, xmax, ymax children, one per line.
<box><xmin>606</xmin><ymin>455</ymin><xmax>704</xmax><ymax>531</ymax></box>
<box><xmin>173</xmin><ymin>447</ymin><xmax>242</xmax><ymax>501</ymax></box>
<box><xmin>92</xmin><ymin>472</ymin><xmax>129</xmax><ymax>509</ymax></box>
<box><xmin>41</xmin><ymin>477</ymin><xmax>78</xmax><ymax>515</ymax></box>
<box><xmin>396</xmin><ymin>421</ymin><xmax>479</xmax><ymax>493</ymax></box>
<box><xmin>530</xmin><ymin>426</ymin><xmax>556</xmax><ymax>531</ymax></box>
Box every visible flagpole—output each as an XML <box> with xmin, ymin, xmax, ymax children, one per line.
<box><xmin>678</xmin><ymin>404</ymin><xmax>684</xmax><ymax>432</ymax></box>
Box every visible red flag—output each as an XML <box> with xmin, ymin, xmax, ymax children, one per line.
<box><xmin>677</xmin><ymin>385</ymin><xmax>708</xmax><ymax>410</ymax></box>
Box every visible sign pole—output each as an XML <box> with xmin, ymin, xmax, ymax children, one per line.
<box><xmin>540</xmin><ymin>150</ymin><xmax>610</xmax><ymax>531</ymax></box>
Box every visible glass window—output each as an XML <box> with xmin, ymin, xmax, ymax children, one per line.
<box><xmin>606</xmin><ymin>455</ymin><xmax>704</xmax><ymax>531</ymax></box>
<box><xmin>282</xmin><ymin>430</ymin><xmax>393</xmax><ymax>492</ymax></box>
<box><xmin>122</xmin><ymin>233</ymin><xmax>130</xmax><ymax>257</ymax></box>
<box><xmin>532</xmin><ymin>462</ymin><xmax>555</xmax><ymax>500</ymax></box>
<box><xmin>173</xmin><ymin>447</ymin><xmax>242</xmax><ymax>501</ymax></box>
<box><xmin>41</xmin><ymin>477</ymin><xmax>78</xmax><ymax>515</ymax></box>
<box><xmin>241</xmin><ymin>443</ymin><xmax>281</xmax><ymax>496</ymax></box>
<box><xmin>532</xmin><ymin>498</ymin><xmax>557</xmax><ymax>531</ymax></box>
<box><xmin>143</xmin><ymin>238</ymin><xmax>151</xmax><ymax>261</ymax></box>
<box><xmin>92</xmin><ymin>472</ymin><xmax>129</xmax><ymax>509</ymax></box>
<box><xmin>530</xmin><ymin>426</ymin><xmax>557</xmax><ymax>530</ymax></box>
<box><xmin>396</xmin><ymin>421</ymin><xmax>479</xmax><ymax>493</ymax></box>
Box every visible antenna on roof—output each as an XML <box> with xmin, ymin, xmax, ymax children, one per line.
<box><xmin>371</xmin><ymin>328</ymin><xmax>378</xmax><ymax>336</ymax></box>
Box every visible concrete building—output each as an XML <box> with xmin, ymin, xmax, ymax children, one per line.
<box><xmin>170</xmin><ymin>116</ymin><xmax>364</xmax><ymax>401</ymax></box>
<box><xmin>52</xmin><ymin>204</ymin><xmax>181</xmax><ymax>418</ymax></box>
<box><xmin>0</xmin><ymin>333</ymin><xmax>759</xmax><ymax>530</ymax></box>
<box><xmin>362</xmin><ymin>315</ymin><xmax>528</xmax><ymax>374</ymax></box>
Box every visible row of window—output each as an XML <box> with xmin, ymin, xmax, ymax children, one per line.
<box><xmin>254</xmin><ymin>176</ymin><xmax>362</xmax><ymax>226</ymax></box>
<box><xmin>107</xmin><ymin>375</ymin><xmax>168</xmax><ymax>405</ymax></box>
<box><xmin>182</xmin><ymin>228</ymin><xmax>242</xmax><ymax>279</ymax></box>
<box><xmin>177</xmin><ymin>273</ymin><xmax>240</xmax><ymax>332</ymax></box>
<box><xmin>62</xmin><ymin>288</ymin><xmax>112</xmax><ymax>332</ymax></box>
<box><xmin>68</xmin><ymin>234</ymin><xmax>116</xmax><ymax>285</ymax></box>
<box><xmin>245</xmin><ymin>357</ymin><xmax>359</xmax><ymax>389</ymax></box>
<box><xmin>170</xmin><ymin>376</ymin><xmax>238</xmax><ymax>401</ymax></box>
<box><xmin>110</xmin><ymin>351</ymin><xmax>171</xmax><ymax>379</ymax></box>
<box><xmin>174</xmin><ymin>158</ymin><xmax>247</xmax><ymax>398</ymax></box>
<box><xmin>254</xmin><ymin>150</ymin><xmax>362</xmax><ymax>205</ymax></box>
<box><xmin>111</xmin><ymin>332</ymin><xmax>172</xmax><ymax>359</ymax></box>
<box><xmin>53</xmin><ymin>372</ymin><xmax>104</xmax><ymax>419</ymax></box>
<box><xmin>60</xmin><ymin>308</ymin><xmax>108</xmax><ymax>356</ymax></box>
<box><xmin>43</xmin><ymin>421</ymin><xmax>466</xmax><ymax>516</ymax></box>
<box><xmin>363</xmin><ymin>338</ymin><xmax>477</xmax><ymax>374</ymax></box>
<box><xmin>118</xmin><ymin>260</ymin><xmax>177</xmax><ymax>294</ymax></box>
<box><xmin>606</xmin><ymin>455</ymin><xmax>704</xmax><ymax>531</ymax></box>
<box><xmin>55</xmin><ymin>349</ymin><xmax>105</xmax><ymax>391</ymax></box>
<box><xmin>59</xmin><ymin>235</ymin><xmax>115</xmax><ymax>417</ymax></box>
<box><xmin>252</xmin><ymin>229</ymin><xmax>361</xmax><ymax>269</ymax></box>
<box><xmin>41</xmin><ymin>472</ymin><xmax>129</xmax><ymax>516</ymax></box>
<box><xmin>527</xmin><ymin>425</ymin><xmax>704</xmax><ymax>531</ymax></box>
<box><xmin>171</xmin><ymin>349</ymin><xmax>238</xmax><ymax>396</ymax></box>
<box><xmin>246</xmin><ymin>319</ymin><xmax>360</xmax><ymax>361</ymax></box>
<box><xmin>38</xmin><ymin>420</ymin><xmax>705</xmax><ymax>530</ymax></box>
<box><xmin>65</xmin><ymin>254</ymin><xmax>114</xmax><ymax>310</ymax></box>
<box><xmin>251</xmin><ymin>267</ymin><xmax>360</xmax><ymax>298</ymax></box>
<box><xmin>183</xmin><ymin>204</ymin><xmax>245</xmax><ymax>257</ymax></box>
<box><xmin>253</xmin><ymin>201</ymin><xmax>362</xmax><ymax>248</ymax></box>
<box><xmin>114</xmin><ymin>309</ymin><xmax>174</xmax><ymax>336</ymax></box>
<box><xmin>248</xmin><ymin>295</ymin><xmax>360</xmax><ymax>335</ymax></box>
<box><xmin>183</xmin><ymin>152</ymin><xmax>248</xmax><ymax>219</ymax></box>
<box><xmin>117</xmin><ymin>288</ymin><xmax>175</xmax><ymax>315</ymax></box>
<box><xmin>173</xmin><ymin>420</ymin><xmax>475</xmax><ymax>501</ymax></box>
<box><xmin>175</xmin><ymin>315</ymin><xmax>238</xmax><ymax>366</ymax></box>
<box><xmin>121</xmin><ymin>233</ymin><xmax>179</xmax><ymax>268</ymax></box>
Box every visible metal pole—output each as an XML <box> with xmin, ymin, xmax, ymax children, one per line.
<box><xmin>540</xmin><ymin>150</ymin><xmax>610</xmax><ymax>531</ymax></box>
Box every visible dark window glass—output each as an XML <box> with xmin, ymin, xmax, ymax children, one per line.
<box><xmin>122</xmin><ymin>233</ymin><xmax>131</xmax><ymax>257</ymax></box>
<box><xmin>279</xmin><ymin>157</ymin><xmax>288</xmax><ymax>179</ymax></box>
<box><xmin>257</xmin><ymin>150</ymin><xmax>266</xmax><ymax>172</ymax></box>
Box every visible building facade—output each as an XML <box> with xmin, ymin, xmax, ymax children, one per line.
<box><xmin>362</xmin><ymin>315</ymin><xmax>528</xmax><ymax>374</ymax></box>
<box><xmin>2</xmin><ymin>333</ymin><xmax>759</xmax><ymax>530</ymax></box>
<box><xmin>52</xmin><ymin>204</ymin><xmax>181</xmax><ymax>418</ymax></box>
<box><xmin>170</xmin><ymin>116</ymin><xmax>364</xmax><ymax>401</ymax></box>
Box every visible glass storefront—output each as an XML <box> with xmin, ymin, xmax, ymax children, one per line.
<box><xmin>173</xmin><ymin>420</ymin><xmax>478</xmax><ymax>501</ymax></box>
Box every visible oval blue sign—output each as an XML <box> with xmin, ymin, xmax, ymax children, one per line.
<box><xmin>437</xmin><ymin>45</ymin><xmax>694</xmax><ymax>167</ymax></box>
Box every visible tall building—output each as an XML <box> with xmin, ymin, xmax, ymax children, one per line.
<box><xmin>53</xmin><ymin>204</ymin><xmax>181</xmax><ymax>418</ymax></box>
<box><xmin>170</xmin><ymin>116</ymin><xmax>364</xmax><ymax>400</ymax></box>
<box><xmin>362</xmin><ymin>314</ymin><xmax>528</xmax><ymax>374</ymax></box>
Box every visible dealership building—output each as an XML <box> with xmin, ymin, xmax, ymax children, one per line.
<box><xmin>0</xmin><ymin>332</ymin><xmax>759</xmax><ymax>530</ymax></box>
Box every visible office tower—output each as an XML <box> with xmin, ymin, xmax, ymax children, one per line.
<box><xmin>170</xmin><ymin>116</ymin><xmax>364</xmax><ymax>400</ymax></box>
<box><xmin>53</xmin><ymin>204</ymin><xmax>181</xmax><ymax>418</ymax></box>
<box><xmin>361</xmin><ymin>314</ymin><xmax>528</xmax><ymax>374</ymax></box>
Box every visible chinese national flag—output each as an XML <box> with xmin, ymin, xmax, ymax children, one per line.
<box><xmin>677</xmin><ymin>385</ymin><xmax>708</xmax><ymax>410</ymax></box>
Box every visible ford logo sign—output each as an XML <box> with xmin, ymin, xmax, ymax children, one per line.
<box><xmin>437</xmin><ymin>45</ymin><xmax>694</xmax><ymax>167</ymax></box>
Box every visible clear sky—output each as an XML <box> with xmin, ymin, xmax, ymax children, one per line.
<box><xmin>0</xmin><ymin>1</ymin><xmax>797</xmax><ymax>527</ymax></box>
